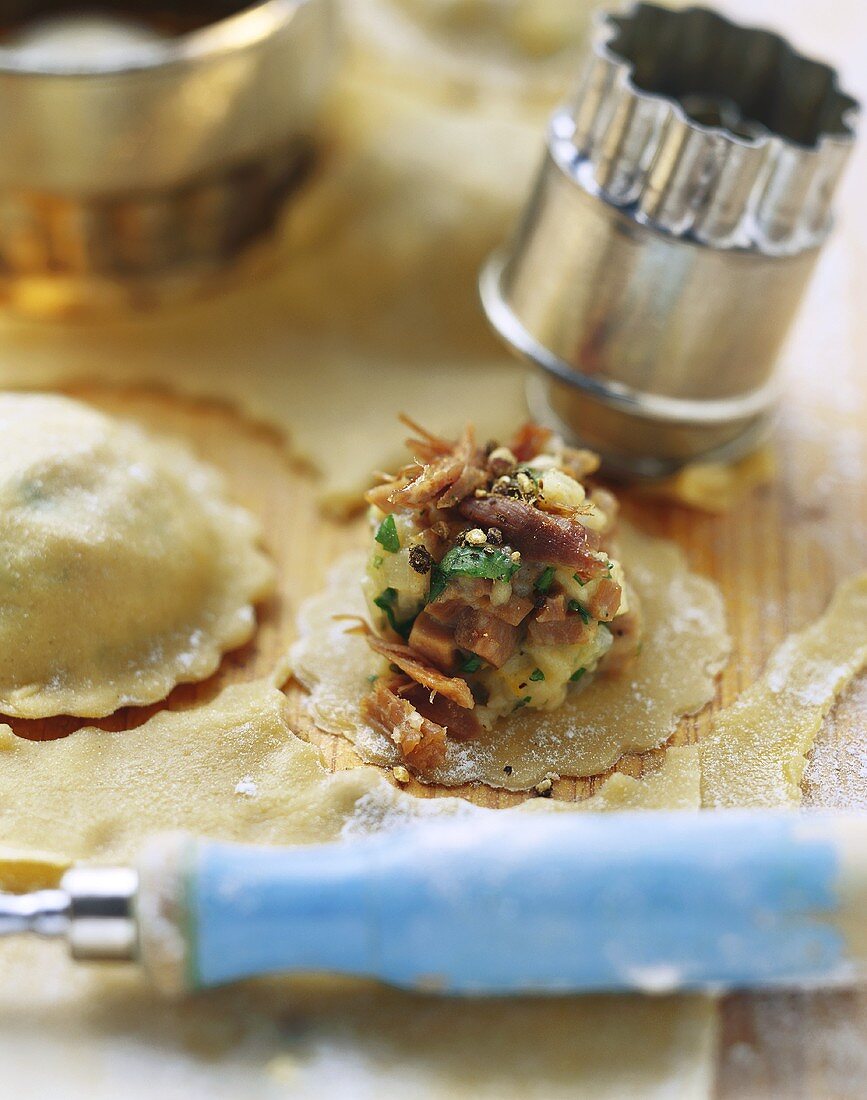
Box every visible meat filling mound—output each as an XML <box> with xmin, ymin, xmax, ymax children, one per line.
<box><xmin>359</xmin><ymin>419</ymin><xmax>642</xmax><ymax>771</ymax></box>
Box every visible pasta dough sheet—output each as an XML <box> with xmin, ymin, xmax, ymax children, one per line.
<box><xmin>700</xmin><ymin>572</ymin><xmax>867</xmax><ymax>808</ymax></box>
<box><xmin>291</xmin><ymin>523</ymin><xmax>730</xmax><ymax>788</ymax></box>
<box><xmin>0</xmin><ymin>681</ymin><xmax>714</xmax><ymax>1098</ymax></box>
<box><xmin>0</xmin><ymin>394</ymin><xmax>273</xmax><ymax>719</ymax></box>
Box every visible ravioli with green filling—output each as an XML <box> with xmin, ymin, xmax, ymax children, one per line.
<box><xmin>0</xmin><ymin>393</ymin><xmax>274</xmax><ymax>719</ymax></box>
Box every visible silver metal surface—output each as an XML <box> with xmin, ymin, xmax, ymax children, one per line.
<box><xmin>64</xmin><ymin>866</ymin><xmax>139</xmax><ymax>960</ymax></box>
<box><xmin>0</xmin><ymin>888</ymin><xmax>70</xmax><ymax>938</ymax></box>
<box><xmin>0</xmin><ymin>866</ymin><xmax>138</xmax><ymax>962</ymax></box>
<box><xmin>481</xmin><ymin>2</ymin><xmax>859</xmax><ymax>475</ymax></box>
<box><xmin>0</xmin><ymin>0</ymin><xmax>336</xmax><ymax>305</ymax></box>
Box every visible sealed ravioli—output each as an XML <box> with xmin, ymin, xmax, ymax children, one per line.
<box><xmin>0</xmin><ymin>394</ymin><xmax>274</xmax><ymax>718</ymax></box>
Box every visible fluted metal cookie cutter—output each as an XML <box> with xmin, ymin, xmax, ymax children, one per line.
<box><xmin>0</xmin><ymin>0</ymin><xmax>335</xmax><ymax>311</ymax></box>
<box><xmin>481</xmin><ymin>3</ymin><xmax>860</xmax><ymax>477</ymax></box>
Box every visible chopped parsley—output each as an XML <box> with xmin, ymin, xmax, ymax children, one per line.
<box><xmin>367</xmin><ymin>674</ymin><xmax>379</xmax><ymax>684</ymax></box>
<box><xmin>459</xmin><ymin>653</ymin><xmax>483</xmax><ymax>674</ymax></box>
<box><xmin>513</xmin><ymin>695</ymin><xmax>532</xmax><ymax>711</ymax></box>
<box><xmin>428</xmin><ymin>543</ymin><xmax>521</xmax><ymax>603</ymax></box>
<box><xmin>529</xmin><ymin>668</ymin><xmax>545</xmax><ymax>682</ymax></box>
<box><xmin>373</xmin><ymin>587</ymin><xmax>416</xmax><ymax>641</ymax></box>
<box><xmin>374</xmin><ymin>513</ymin><xmax>401</xmax><ymax>554</ymax></box>
<box><xmin>567</xmin><ymin>599</ymin><xmax>591</xmax><ymax>624</ymax></box>
<box><xmin>572</xmin><ymin>572</ymin><xmax>586</xmax><ymax>587</ymax></box>
<box><xmin>534</xmin><ymin>566</ymin><xmax>555</xmax><ymax>594</ymax></box>
<box><xmin>570</xmin><ymin>667</ymin><xmax>587</xmax><ymax>682</ymax></box>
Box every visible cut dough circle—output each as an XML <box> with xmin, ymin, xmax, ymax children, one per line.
<box><xmin>0</xmin><ymin>393</ymin><xmax>274</xmax><ymax>718</ymax></box>
<box><xmin>291</xmin><ymin>523</ymin><xmax>730</xmax><ymax>789</ymax></box>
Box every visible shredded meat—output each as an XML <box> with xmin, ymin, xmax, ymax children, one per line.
<box><xmin>361</xmin><ymin>682</ymin><xmax>447</xmax><ymax>769</ymax></box>
<box><xmin>458</xmin><ymin>495</ymin><xmax>606</xmax><ymax>576</ymax></box>
<box><xmin>382</xmin><ymin>423</ymin><xmax>476</xmax><ymax>510</ymax></box>
<box><xmin>366</xmin><ymin>635</ymin><xmax>474</xmax><ymax>709</ymax></box>
<box><xmin>509</xmin><ymin>423</ymin><xmax>554</xmax><ymax>463</ymax></box>
<box><xmin>399</xmin><ymin>682</ymin><xmax>481</xmax><ymax>742</ymax></box>
<box><xmin>408</xmin><ymin>612</ymin><xmax>459</xmax><ymax>672</ymax></box>
<box><xmin>454</xmin><ymin>608</ymin><xmax>519</xmax><ymax>668</ymax></box>
<box><xmin>364</xmin><ymin>479</ymin><xmax>408</xmax><ymax>512</ymax></box>
<box><xmin>584</xmin><ymin>577</ymin><xmax>622</xmax><ymax>621</ymax></box>
<box><xmin>399</xmin><ymin>414</ymin><xmax>454</xmax><ymax>462</ymax></box>
<box><xmin>437</xmin><ymin>462</ymin><xmax>487</xmax><ymax>509</ymax></box>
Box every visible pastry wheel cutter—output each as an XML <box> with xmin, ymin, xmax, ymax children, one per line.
<box><xmin>3</xmin><ymin>811</ymin><xmax>867</xmax><ymax>995</ymax></box>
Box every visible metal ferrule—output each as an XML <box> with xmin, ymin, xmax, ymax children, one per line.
<box><xmin>61</xmin><ymin>866</ymin><xmax>138</xmax><ymax>961</ymax></box>
<box><xmin>0</xmin><ymin>0</ymin><xmax>336</xmax><ymax>308</ymax></box>
<box><xmin>481</xmin><ymin>2</ymin><xmax>859</xmax><ymax>476</ymax></box>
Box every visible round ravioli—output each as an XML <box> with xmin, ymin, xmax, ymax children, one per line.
<box><xmin>0</xmin><ymin>393</ymin><xmax>274</xmax><ymax>718</ymax></box>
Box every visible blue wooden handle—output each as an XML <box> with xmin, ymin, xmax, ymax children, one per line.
<box><xmin>171</xmin><ymin>811</ymin><xmax>867</xmax><ymax>993</ymax></box>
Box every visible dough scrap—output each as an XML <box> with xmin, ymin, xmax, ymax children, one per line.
<box><xmin>291</xmin><ymin>523</ymin><xmax>730</xmax><ymax>788</ymax></box>
<box><xmin>638</xmin><ymin>448</ymin><xmax>776</xmax><ymax>514</ymax></box>
<box><xmin>701</xmin><ymin>572</ymin><xmax>867</xmax><ymax>808</ymax></box>
<box><xmin>0</xmin><ymin>394</ymin><xmax>273</xmax><ymax>719</ymax></box>
<box><xmin>0</xmin><ymin>680</ymin><xmax>713</xmax><ymax>1098</ymax></box>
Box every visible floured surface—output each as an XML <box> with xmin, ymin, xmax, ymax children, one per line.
<box><xmin>700</xmin><ymin>573</ymin><xmax>867</xmax><ymax>809</ymax></box>
<box><xmin>0</xmin><ymin>393</ymin><xmax>273</xmax><ymax>718</ymax></box>
<box><xmin>0</xmin><ymin>949</ymin><xmax>716</xmax><ymax>1100</ymax></box>
<box><xmin>0</xmin><ymin>678</ymin><xmax>715</xmax><ymax>1099</ymax></box>
<box><xmin>292</xmin><ymin>523</ymin><xmax>729</xmax><ymax>788</ymax></box>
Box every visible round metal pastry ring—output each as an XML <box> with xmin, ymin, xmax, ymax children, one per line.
<box><xmin>0</xmin><ymin>0</ymin><xmax>335</xmax><ymax>300</ymax></box>
<box><xmin>482</xmin><ymin>1</ymin><xmax>859</xmax><ymax>475</ymax></box>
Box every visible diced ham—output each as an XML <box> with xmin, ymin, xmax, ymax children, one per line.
<box><xmin>489</xmin><ymin>593</ymin><xmax>535</xmax><ymax>626</ymax></box>
<box><xmin>425</xmin><ymin>597</ymin><xmax>465</xmax><ymax>628</ymax></box>
<box><xmin>408</xmin><ymin>612</ymin><xmax>459</xmax><ymax>672</ymax></box>
<box><xmin>454</xmin><ymin>608</ymin><xmax>519</xmax><ymax>668</ymax></box>
<box><xmin>366</xmin><ymin>635</ymin><xmax>474</xmax><ymax>709</ymax></box>
<box><xmin>427</xmin><ymin>581</ymin><xmax>533</xmax><ymax>629</ymax></box>
<box><xmin>361</xmin><ymin>682</ymin><xmax>447</xmax><ymax>769</ymax></box>
<box><xmin>528</xmin><ymin>615</ymin><xmax>595</xmax><ymax>647</ymax></box>
<box><xmin>400</xmin><ymin>682</ymin><xmax>481</xmax><ymax>742</ymax></box>
<box><xmin>527</xmin><ymin>594</ymin><xmax>595</xmax><ymax>645</ymax></box>
<box><xmin>585</xmin><ymin>577</ymin><xmax>622</xmax><ymax>621</ymax></box>
<box><xmin>458</xmin><ymin>495</ymin><xmax>607</xmax><ymax>577</ymax></box>
<box><xmin>534</xmin><ymin>594</ymin><xmax>567</xmax><ymax>622</ymax></box>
